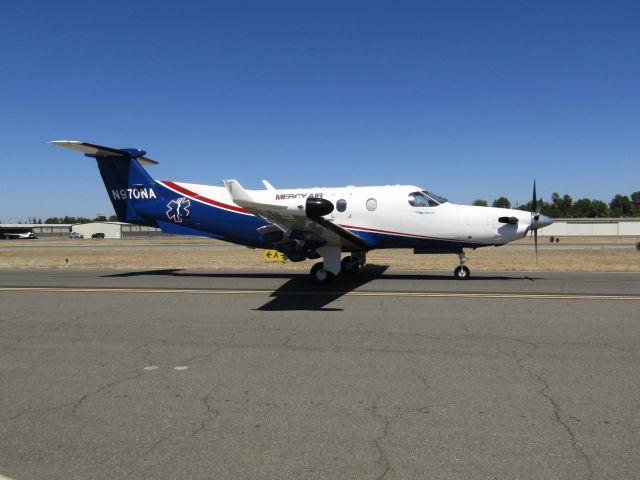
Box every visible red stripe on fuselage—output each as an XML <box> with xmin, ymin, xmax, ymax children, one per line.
<box><xmin>160</xmin><ymin>181</ymin><xmax>251</xmax><ymax>214</ymax></box>
<box><xmin>339</xmin><ymin>224</ymin><xmax>434</xmax><ymax>240</ymax></box>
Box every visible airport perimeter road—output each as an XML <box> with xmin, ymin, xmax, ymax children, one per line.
<box><xmin>1</xmin><ymin>270</ymin><xmax>639</xmax><ymax>480</ymax></box>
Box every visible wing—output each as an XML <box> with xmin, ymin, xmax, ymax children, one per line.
<box><xmin>224</xmin><ymin>180</ymin><xmax>369</xmax><ymax>250</ymax></box>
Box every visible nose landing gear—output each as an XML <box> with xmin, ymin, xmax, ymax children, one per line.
<box><xmin>454</xmin><ymin>252</ymin><xmax>470</xmax><ymax>279</ymax></box>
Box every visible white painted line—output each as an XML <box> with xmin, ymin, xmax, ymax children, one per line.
<box><xmin>143</xmin><ymin>366</ymin><xmax>159</xmax><ymax>371</ymax></box>
<box><xmin>174</xmin><ymin>366</ymin><xmax>189</xmax><ymax>371</ymax></box>
<box><xmin>0</xmin><ymin>472</ymin><xmax>17</xmax><ymax>480</ymax></box>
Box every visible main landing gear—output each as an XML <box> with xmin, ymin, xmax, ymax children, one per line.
<box><xmin>454</xmin><ymin>252</ymin><xmax>470</xmax><ymax>279</ymax></box>
<box><xmin>309</xmin><ymin>248</ymin><xmax>366</xmax><ymax>285</ymax></box>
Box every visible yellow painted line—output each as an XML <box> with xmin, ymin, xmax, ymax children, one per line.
<box><xmin>0</xmin><ymin>473</ymin><xmax>17</xmax><ymax>480</ymax></box>
<box><xmin>0</xmin><ymin>287</ymin><xmax>638</xmax><ymax>301</ymax></box>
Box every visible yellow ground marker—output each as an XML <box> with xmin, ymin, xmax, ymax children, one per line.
<box><xmin>263</xmin><ymin>249</ymin><xmax>285</xmax><ymax>262</ymax></box>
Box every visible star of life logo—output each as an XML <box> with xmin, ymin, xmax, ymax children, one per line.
<box><xmin>166</xmin><ymin>197</ymin><xmax>191</xmax><ymax>223</ymax></box>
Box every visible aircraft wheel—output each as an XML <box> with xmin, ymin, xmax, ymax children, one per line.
<box><xmin>341</xmin><ymin>256</ymin><xmax>361</xmax><ymax>275</ymax></box>
<box><xmin>454</xmin><ymin>265</ymin><xmax>470</xmax><ymax>280</ymax></box>
<box><xmin>310</xmin><ymin>262</ymin><xmax>336</xmax><ymax>285</ymax></box>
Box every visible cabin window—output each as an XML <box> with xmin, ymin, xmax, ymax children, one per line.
<box><xmin>366</xmin><ymin>198</ymin><xmax>377</xmax><ymax>211</ymax></box>
<box><xmin>336</xmin><ymin>199</ymin><xmax>347</xmax><ymax>212</ymax></box>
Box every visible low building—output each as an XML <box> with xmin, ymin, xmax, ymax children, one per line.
<box><xmin>539</xmin><ymin>218</ymin><xmax>640</xmax><ymax>237</ymax></box>
<box><xmin>71</xmin><ymin>222</ymin><xmax>162</xmax><ymax>239</ymax></box>
<box><xmin>71</xmin><ymin>222</ymin><xmax>124</xmax><ymax>239</ymax></box>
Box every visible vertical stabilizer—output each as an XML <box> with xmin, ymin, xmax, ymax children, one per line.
<box><xmin>50</xmin><ymin>141</ymin><xmax>161</xmax><ymax>226</ymax></box>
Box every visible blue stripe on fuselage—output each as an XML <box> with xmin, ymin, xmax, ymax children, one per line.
<box><xmin>132</xmin><ymin>182</ymin><xmax>267</xmax><ymax>247</ymax></box>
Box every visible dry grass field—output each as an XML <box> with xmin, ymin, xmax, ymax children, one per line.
<box><xmin>1</xmin><ymin>236</ymin><xmax>638</xmax><ymax>272</ymax></box>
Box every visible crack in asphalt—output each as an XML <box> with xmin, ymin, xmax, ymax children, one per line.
<box><xmin>132</xmin><ymin>341</ymin><xmax>156</xmax><ymax>367</ymax></box>
<box><xmin>192</xmin><ymin>393</ymin><xmax>220</xmax><ymax>436</ymax></box>
<box><xmin>252</xmin><ymin>326</ymin><xmax>635</xmax><ymax>356</ymax></box>
<box><xmin>0</xmin><ymin>402</ymin><xmax>75</xmax><ymax>424</ymax></box>
<box><xmin>513</xmin><ymin>351</ymin><xmax>594</xmax><ymax>480</ymax></box>
<box><xmin>0</xmin><ymin>315</ymin><xmax>85</xmax><ymax>358</ymax></box>
<box><xmin>71</xmin><ymin>369</ymin><xmax>144</xmax><ymax>415</ymax></box>
<box><xmin>368</xmin><ymin>398</ymin><xmax>391</xmax><ymax>480</ymax></box>
<box><xmin>140</xmin><ymin>432</ymin><xmax>171</xmax><ymax>458</ymax></box>
<box><xmin>176</xmin><ymin>348</ymin><xmax>225</xmax><ymax>367</ymax></box>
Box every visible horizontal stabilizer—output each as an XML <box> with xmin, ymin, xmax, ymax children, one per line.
<box><xmin>49</xmin><ymin>140</ymin><xmax>158</xmax><ymax>165</ymax></box>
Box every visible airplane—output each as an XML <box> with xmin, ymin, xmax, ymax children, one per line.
<box><xmin>2</xmin><ymin>231</ymin><xmax>37</xmax><ymax>239</ymax></box>
<box><xmin>50</xmin><ymin>140</ymin><xmax>553</xmax><ymax>285</ymax></box>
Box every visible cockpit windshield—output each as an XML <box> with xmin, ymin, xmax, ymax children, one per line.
<box><xmin>422</xmin><ymin>190</ymin><xmax>447</xmax><ymax>204</ymax></box>
<box><xmin>408</xmin><ymin>191</ymin><xmax>448</xmax><ymax>207</ymax></box>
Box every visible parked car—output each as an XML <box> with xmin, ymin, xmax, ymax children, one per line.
<box><xmin>68</xmin><ymin>232</ymin><xmax>84</xmax><ymax>239</ymax></box>
<box><xmin>91</xmin><ymin>232</ymin><xmax>105</xmax><ymax>239</ymax></box>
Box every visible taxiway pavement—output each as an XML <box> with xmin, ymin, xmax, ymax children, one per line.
<box><xmin>1</xmin><ymin>269</ymin><xmax>639</xmax><ymax>479</ymax></box>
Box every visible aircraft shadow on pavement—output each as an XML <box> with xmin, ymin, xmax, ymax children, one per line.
<box><xmin>104</xmin><ymin>266</ymin><xmax>390</xmax><ymax>311</ymax></box>
<box><xmin>103</xmin><ymin>267</ymin><xmax>542</xmax><ymax>311</ymax></box>
<box><xmin>255</xmin><ymin>265</ymin><xmax>390</xmax><ymax>311</ymax></box>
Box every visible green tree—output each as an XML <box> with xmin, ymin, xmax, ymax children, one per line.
<box><xmin>629</xmin><ymin>191</ymin><xmax>640</xmax><ymax>216</ymax></box>
<box><xmin>572</xmin><ymin>198</ymin><xmax>592</xmax><ymax>218</ymax></box>
<box><xmin>472</xmin><ymin>199</ymin><xmax>488</xmax><ymax>206</ymax></box>
<box><xmin>44</xmin><ymin>217</ymin><xmax>60</xmax><ymax>224</ymax></box>
<box><xmin>549</xmin><ymin>192</ymin><xmax>573</xmax><ymax>217</ymax></box>
<box><xmin>108</xmin><ymin>215</ymin><xmax>119</xmax><ymax>222</ymax></box>
<box><xmin>93</xmin><ymin>215</ymin><xmax>107</xmax><ymax>222</ymax></box>
<box><xmin>492</xmin><ymin>197</ymin><xmax>511</xmax><ymax>209</ymax></box>
<box><xmin>590</xmin><ymin>200</ymin><xmax>609</xmax><ymax>218</ymax></box>
<box><xmin>609</xmin><ymin>194</ymin><xmax>631</xmax><ymax>217</ymax></box>
<box><xmin>572</xmin><ymin>198</ymin><xmax>609</xmax><ymax>218</ymax></box>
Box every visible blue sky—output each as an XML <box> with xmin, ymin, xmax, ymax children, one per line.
<box><xmin>1</xmin><ymin>1</ymin><xmax>638</xmax><ymax>222</ymax></box>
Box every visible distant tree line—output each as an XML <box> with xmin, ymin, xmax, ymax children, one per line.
<box><xmin>473</xmin><ymin>191</ymin><xmax>640</xmax><ymax>218</ymax></box>
<box><xmin>43</xmin><ymin>215</ymin><xmax>118</xmax><ymax>224</ymax></box>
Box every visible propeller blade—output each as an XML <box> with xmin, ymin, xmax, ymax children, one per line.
<box><xmin>532</xmin><ymin>180</ymin><xmax>537</xmax><ymax>214</ymax></box>
<box><xmin>531</xmin><ymin>180</ymin><xmax>540</xmax><ymax>262</ymax></box>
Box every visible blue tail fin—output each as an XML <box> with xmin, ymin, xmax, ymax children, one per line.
<box><xmin>50</xmin><ymin>141</ymin><xmax>162</xmax><ymax>226</ymax></box>
<box><xmin>96</xmin><ymin>156</ymin><xmax>160</xmax><ymax>225</ymax></box>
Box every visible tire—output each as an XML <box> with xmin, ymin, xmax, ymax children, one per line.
<box><xmin>340</xmin><ymin>256</ymin><xmax>361</xmax><ymax>275</ymax></box>
<box><xmin>310</xmin><ymin>262</ymin><xmax>336</xmax><ymax>285</ymax></box>
<box><xmin>454</xmin><ymin>265</ymin><xmax>470</xmax><ymax>280</ymax></box>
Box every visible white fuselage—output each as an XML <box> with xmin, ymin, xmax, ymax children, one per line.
<box><xmin>167</xmin><ymin>182</ymin><xmax>536</xmax><ymax>248</ymax></box>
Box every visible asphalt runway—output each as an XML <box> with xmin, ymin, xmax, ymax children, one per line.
<box><xmin>1</xmin><ymin>269</ymin><xmax>639</xmax><ymax>479</ymax></box>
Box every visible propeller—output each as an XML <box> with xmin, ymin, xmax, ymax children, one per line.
<box><xmin>530</xmin><ymin>180</ymin><xmax>547</xmax><ymax>261</ymax></box>
<box><xmin>532</xmin><ymin>181</ymin><xmax>538</xmax><ymax>261</ymax></box>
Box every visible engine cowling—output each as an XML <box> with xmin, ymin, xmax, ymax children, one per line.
<box><xmin>306</xmin><ymin>197</ymin><xmax>334</xmax><ymax>218</ymax></box>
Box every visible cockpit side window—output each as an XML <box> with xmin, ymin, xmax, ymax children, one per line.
<box><xmin>408</xmin><ymin>192</ymin><xmax>440</xmax><ymax>207</ymax></box>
